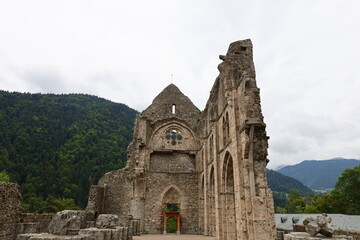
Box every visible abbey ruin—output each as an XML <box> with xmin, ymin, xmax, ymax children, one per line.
<box><xmin>86</xmin><ymin>39</ymin><xmax>277</xmax><ymax>239</ymax></box>
<box><xmin>0</xmin><ymin>39</ymin><xmax>278</xmax><ymax>240</ymax></box>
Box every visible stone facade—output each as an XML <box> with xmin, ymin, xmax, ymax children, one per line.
<box><xmin>86</xmin><ymin>39</ymin><xmax>276</xmax><ymax>240</ymax></box>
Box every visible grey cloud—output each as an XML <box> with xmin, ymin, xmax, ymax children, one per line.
<box><xmin>1</xmin><ymin>0</ymin><xmax>360</xmax><ymax>169</ymax></box>
<box><xmin>21</xmin><ymin>68</ymin><xmax>68</xmax><ymax>94</ymax></box>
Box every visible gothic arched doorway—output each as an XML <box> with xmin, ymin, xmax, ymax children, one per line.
<box><xmin>162</xmin><ymin>186</ymin><xmax>181</xmax><ymax>234</ymax></box>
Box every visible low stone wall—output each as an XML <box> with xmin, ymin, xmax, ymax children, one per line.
<box><xmin>17</xmin><ymin>227</ymin><xmax>130</xmax><ymax>240</ymax></box>
<box><xmin>284</xmin><ymin>232</ymin><xmax>354</xmax><ymax>240</ymax></box>
<box><xmin>18</xmin><ymin>213</ymin><xmax>54</xmax><ymax>234</ymax></box>
<box><xmin>17</xmin><ymin>212</ymin><xmax>134</xmax><ymax>240</ymax></box>
<box><xmin>335</xmin><ymin>230</ymin><xmax>360</xmax><ymax>240</ymax></box>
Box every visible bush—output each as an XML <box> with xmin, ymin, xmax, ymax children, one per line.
<box><xmin>0</xmin><ymin>171</ymin><xmax>10</xmax><ymax>182</ymax></box>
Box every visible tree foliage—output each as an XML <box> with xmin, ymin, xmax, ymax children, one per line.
<box><xmin>0</xmin><ymin>170</ymin><xmax>10</xmax><ymax>182</ymax></box>
<box><xmin>282</xmin><ymin>165</ymin><xmax>360</xmax><ymax>214</ymax></box>
<box><xmin>0</xmin><ymin>91</ymin><xmax>138</xmax><ymax>210</ymax></box>
<box><xmin>332</xmin><ymin>165</ymin><xmax>360</xmax><ymax>214</ymax></box>
<box><xmin>266</xmin><ymin>169</ymin><xmax>311</xmax><ymax>209</ymax></box>
<box><xmin>285</xmin><ymin>189</ymin><xmax>306</xmax><ymax>213</ymax></box>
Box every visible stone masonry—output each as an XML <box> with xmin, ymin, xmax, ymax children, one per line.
<box><xmin>86</xmin><ymin>39</ymin><xmax>277</xmax><ymax>240</ymax></box>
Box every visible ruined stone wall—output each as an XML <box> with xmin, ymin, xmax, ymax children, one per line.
<box><xmin>85</xmin><ymin>185</ymin><xmax>104</xmax><ymax>218</ymax></box>
<box><xmin>18</xmin><ymin>213</ymin><xmax>54</xmax><ymax>234</ymax></box>
<box><xmin>97</xmin><ymin>169</ymin><xmax>133</xmax><ymax>216</ymax></box>
<box><xmin>199</xmin><ymin>39</ymin><xmax>276</xmax><ymax>240</ymax></box>
<box><xmin>0</xmin><ymin>182</ymin><xmax>22</xmax><ymax>240</ymax></box>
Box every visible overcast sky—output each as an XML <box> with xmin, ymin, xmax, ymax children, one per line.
<box><xmin>0</xmin><ymin>0</ymin><xmax>359</xmax><ymax>169</ymax></box>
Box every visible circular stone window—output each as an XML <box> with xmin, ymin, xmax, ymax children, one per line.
<box><xmin>165</xmin><ymin>129</ymin><xmax>183</xmax><ymax>146</ymax></box>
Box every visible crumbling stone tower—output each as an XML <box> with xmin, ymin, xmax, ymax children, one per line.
<box><xmin>86</xmin><ymin>39</ymin><xmax>276</xmax><ymax>240</ymax></box>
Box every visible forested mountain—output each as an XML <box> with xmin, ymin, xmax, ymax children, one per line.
<box><xmin>0</xmin><ymin>90</ymin><xmax>138</xmax><ymax>208</ymax></box>
<box><xmin>266</xmin><ymin>169</ymin><xmax>311</xmax><ymax>207</ymax></box>
<box><xmin>267</xmin><ymin>169</ymin><xmax>311</xmax><ymax>195</ymax></box>
<box><xmin>277</xmin><ymin>158</ymin><xmax>360</xmax><ymax>190</ymax></box>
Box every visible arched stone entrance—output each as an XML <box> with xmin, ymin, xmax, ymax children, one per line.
<box><xmin>162</xmin><ymin>187</ymin><xmax>182</xmax><ymax>234</ymax></box>
<box><xmin>221</xmin><ymin>152</ymin><xmax>237</xmax><ymax>240</ymax></box>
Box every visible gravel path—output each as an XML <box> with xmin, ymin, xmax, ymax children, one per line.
<box><xmin>133</xmin><ymin>234</ymin><xmax>217</xmax><ymax>240</ymax></box>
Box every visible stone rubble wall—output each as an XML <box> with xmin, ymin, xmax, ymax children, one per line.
<box><xmin>85</xmin><ymin>185</ymin><xmax>104</xmax><ymax>220</ymax></box>
<box><xmin>18</xmin><ymin>214</ymin><xmax>54</xmax><ymax>234</ymax></box>
<box><xmin>97</xmin><ymin>169</ymin><xmax>133</xmax><ymax>217</ymax></box>
<box><xmin>149</xmin><ymin>152</ymin><xmax>196</xmax><ymax>173</ymax></box>
<box><xmin>17</xmin><ymin>213</ymin><xmax>139</xmax><ymax>240</ymax></box>
<box><xmin>335</xmin><ymin>230</ymin><xmax>360</xmax><ymax>240</ymax></box>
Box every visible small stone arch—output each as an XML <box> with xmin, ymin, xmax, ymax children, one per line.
<box><xmin>161</xmin><ymin>185</ymin><xmax>182</xmax><ymax>207</ymax></box>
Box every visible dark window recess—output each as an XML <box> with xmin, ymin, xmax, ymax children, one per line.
<box><xmin>165</xmin><ymin>203</ymin><xmax>179</xmax><ymax>212</ymax></box>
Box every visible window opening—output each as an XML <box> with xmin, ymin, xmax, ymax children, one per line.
<box><xmin>172</xmin><ymin>104</ymin><xmax>176</xmax><ymax>114</ymax></box>
<box><xmin>164</xmin><ymin>203</ymin><xmax>179</xmax><ymax>212</ymax></box>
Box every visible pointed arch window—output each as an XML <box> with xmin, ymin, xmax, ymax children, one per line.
<box><xmin>223</xmin><ymin>112</ymin><xmax>230</xmax><ymax>146</ymax></box>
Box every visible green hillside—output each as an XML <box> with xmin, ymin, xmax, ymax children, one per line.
<box><xmin>277</xmin><ymin>158</ymin><xmax>360</xmax><ymax>190</ymax></box>
<box><xmin>266</xmin><ymin>169</ymin><xmax>311</xmax><ymax>207</ymax></box>
<box><xmin>0</xmin><ymin>90</ymin><xmax>138</xmax><ymax>208</ymax></box>
<box><xmin>267</xmin><ymin>169</ymin><xmax>311</xmax><ymax>195</ymax></box>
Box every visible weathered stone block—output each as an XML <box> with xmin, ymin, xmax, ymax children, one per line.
<box><xmin>79</xmin><ymin>227</ymin><xmax>124</xmax><ymax>240</ymax></box>
<box><xmin>96</xmin><ymin>214</ymin><xmax>119</xmax><ymax>229</ymax></box>
<box><xmin>47</xmin><ymin>210</ymin><xmax>86</xmax><ymax>235</ymax></box>
<box><xmin>303</xmin><ymin>214</ymin><xmax>334</xmax><ymax>237</ymax></box>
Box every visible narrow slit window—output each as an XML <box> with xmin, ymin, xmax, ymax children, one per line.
<box><xmin>172</xmin><ymin>104</ymin><xmax>176</xmax><ymax>114</ymax></box>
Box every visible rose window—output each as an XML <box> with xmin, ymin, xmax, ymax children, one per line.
<box><xmin>165</xmin><ymin>129</ymin><xmax>183</xmax><ymax>146</ymax></box>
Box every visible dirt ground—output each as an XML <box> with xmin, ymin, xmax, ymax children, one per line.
<box><xmin>133</xmin><ymin>234</ymin><xmax>217</xmax><ymax>240</ymax></box>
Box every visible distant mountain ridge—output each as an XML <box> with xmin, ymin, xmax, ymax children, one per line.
<box><xmin>277</xmin><ymin>158</ymin><xmax>360</xmax><ymax>190</ymax></box>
